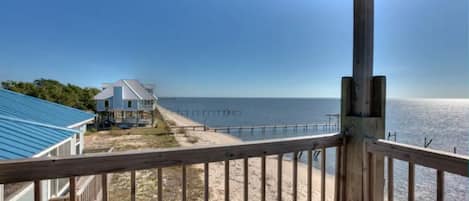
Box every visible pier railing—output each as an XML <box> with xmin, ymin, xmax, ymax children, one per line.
<box><xmin>365</xmin><ymin>139</ymin><xmax>469</xmax><ymax>201</ymax></box>
<box><xmin>0</xmin><ymin>133</ymin><xmax>344</xmax><ymax>201</ymax></box>
<box><xmin>170</xmin><ymin>123</ymin><xmax>339</xmax><ymax>133</ymax></box>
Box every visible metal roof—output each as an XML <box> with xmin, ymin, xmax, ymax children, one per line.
<box><xmin>0</xmin><ymin>115</ymin><xmax>78</xmax><ymax>160</ymax></box>
<box><xmin>0</xmin><ymin>89</ymin><xmax>95</xmax><ymax>127</ymax></box>
<box><xmin>94</xmin><ymin>79</ymin><xmax>157</xmax><ymax>100</ymax></box>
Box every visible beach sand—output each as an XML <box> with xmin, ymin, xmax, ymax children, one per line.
<box><xmin>157</xmin><ymin>105</ymin><xmax>336</xmax><ymax>201</ymax></box>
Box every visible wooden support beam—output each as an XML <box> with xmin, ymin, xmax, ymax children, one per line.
<box><xmin>352</xmin><ymin>0</ymin><xmax>374</xmax><ymax>117</ymax></box>
<box><xmin>347</xmin><ymin>1</ymin><xmax>381</xmax><ymax>199</ymax></box>
<box><xmin>342</xmin><ymin>76</ymin><xmax>386</xmax><ymax>201</ymax></box>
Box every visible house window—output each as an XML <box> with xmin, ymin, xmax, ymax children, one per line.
<box><xmin>104</xmin><ymin>100</ymin><xmax>109</xmax><ymax>108</ymax></box>
<box><xmin>128</xmin><ymin>101</ymin><xmax>132</xmax><ymax>108</ymax></box>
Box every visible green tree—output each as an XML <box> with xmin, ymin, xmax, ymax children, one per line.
<box><xmin>1</xmin><ymin>79</ymin><xmax>100</xmax><ymax>112</ymax></box>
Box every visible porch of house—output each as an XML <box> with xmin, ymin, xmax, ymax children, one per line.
<box><xmin>96</xmin><ymin>110</ymin><xmax>156</xmax><ymax>128</ymax></box>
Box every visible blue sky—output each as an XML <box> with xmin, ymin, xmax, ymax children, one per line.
<box><xmin>0</xmin><ymin>0</ymin><xmax>467</xmax><ymax>98</ymax></box>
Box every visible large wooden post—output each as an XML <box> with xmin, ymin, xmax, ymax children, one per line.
<box><xmin>341</xmin><ymin>0</ymin><xmax>385</xmax><ymax>200</ymax></box>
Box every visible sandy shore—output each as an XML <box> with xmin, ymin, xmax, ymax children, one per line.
<box><xmin>158</xmin><ymin>105</ymin><xmax>336</xmax><ymax>201</ymax></box>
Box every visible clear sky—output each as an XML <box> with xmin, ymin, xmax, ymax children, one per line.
<box><xmin>0</xmin><ymin>0</ymin><xmax>467</xmax><ymax>98</ymax></box>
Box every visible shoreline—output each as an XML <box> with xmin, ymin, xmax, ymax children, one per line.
<box><xmin>157</xmin><ymin>105</ymin><xmax>335</xmax><ymax>201</ymax></box>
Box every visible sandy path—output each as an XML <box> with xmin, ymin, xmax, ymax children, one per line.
<box><xmin>158</xmin><ymin>105</ymin><xmax>336</xmax><ymax>201</ymax></box>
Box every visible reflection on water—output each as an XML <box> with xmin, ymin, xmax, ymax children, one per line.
<box><xmin>159</xmin><ymin>98</ymin><xmax>469</xmax><ymax>201</ymax></box>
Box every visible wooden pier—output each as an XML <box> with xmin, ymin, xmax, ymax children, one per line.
<box><xmin>170</xmin><ymin>123</ymin><xmax>339</xmax><ymax>133</ymax></box>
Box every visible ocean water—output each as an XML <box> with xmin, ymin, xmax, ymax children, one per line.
<box><xmin>159</xmin><ymin>98</ymin><xmax>469</xmax><ymax>201</ymax></box>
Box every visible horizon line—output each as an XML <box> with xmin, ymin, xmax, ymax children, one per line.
<box><xmin>158</xmin><ymin>96</ymin><xmax>469</xmax><ymax>100</ymax></box>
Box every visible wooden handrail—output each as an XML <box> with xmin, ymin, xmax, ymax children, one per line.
<box><xmin>366</xmin><ymin>139</ymin><xmax>469</xmax><ymax>177</ymax></box>
<box><xmin>367</xmin><ymin>139</ymin><xmax>469</xmax><ymax>201</ymax></box>
<box><xmin>0</xmin><ymin>133</ymin><xmax>342</xmax><ymax>184</ymax></box>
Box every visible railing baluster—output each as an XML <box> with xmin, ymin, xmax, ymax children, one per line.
<box><xmin>334</xmin><ymin>146</ymin><xmax>341</xmax><ymax>201</ymax></box>
<box><xmin>408</xmin><ymin>162</ymin><xmax>415</xmax><ymax>201</ymax></box>
<box><xmin>70</xmin><ymin>176</ymin><xmax>76</xmax><ymax>201</ymax></box>
<box><xmin>130</xmin><ymin>171</ymin><xmax>136</xmax><ymax>201</ymax></box>
<box><xmin>244</xmin><ymin>157</ymin><xmax>249</xmax><ymax>201</ymax></box>
<box><xmin>102</xmin><ymin>173</ymin><xmax>108</xmax><ymax>201</ymax></box>
<box><xmin>34</xmin><ymin>180</ymin><xmax>41</xmax><ymax>201</ymax></box>
<box><xmin>293</xmin><ymin>152</ymin><xmax>298</xmax><ymax>201</ymax></box>
<box><xmin>225</xmin><ymin>160</ymin><xmax>230</xmax><ymax>201</ymax></box>
<box><xmin>307</xmin><ymin>149</ymin><xmax>312</xmax><ymax>201</ymax></box>
<box><xmin>368</xmin><ymin>153</ymin><xmax>376</xmax><ymax>201</ymax></box>
<box><xmin>277</xmin><ymin>154</ymin><xmax>283</xmax><ymax>201</ymax></box>
<box><xmin>204</xmin><ymin>163</ymin><xmax>209</xmax><ymax>201</ymax></box>
<box><xmin>158</xmin><ymin>168</ymin><xmax>163</xmax><ymax>201</ymax></box>
<box><xmin>182</xmin><ymin>165</ymin><xmax>187</xmax><ymax>201</ymax></box>
<box><xmin>437</xmin><ymin>170</ymin><xmax>444</xmax><ymax>201</ymax></box>
<box><xmin>261</xmin><ymin>156</ymin><xmax>266</xmax><ymax>201</ymax></box>
<box><xmin>340</xmin><ymin>137</ymin><xmax>347</xmax><ymax>200</ymax></box>
<box><xmin>321</xmin><ymin>148</ymin><xmax>326</xmax><ymax>201</ymax></box>
<box><xmin>388</xmin><ymin>157</ymin><xmax>394</xmax><ymax>201</ymax></box>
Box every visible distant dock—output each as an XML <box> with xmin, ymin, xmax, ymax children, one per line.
<box><xmin>170</xmin><ymin>122</ymin><xmax>339</xmax><ymax>133</ymax></box>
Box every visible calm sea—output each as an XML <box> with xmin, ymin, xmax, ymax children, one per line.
<box><xmin>159</xmin><ymin>98</ymin><xmax>469</xmax><ymax>201</ymax></box>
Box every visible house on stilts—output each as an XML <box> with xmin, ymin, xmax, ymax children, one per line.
<box><xmin>93</xmin><ymin>79</ymin><xmax>158</xmax><ymax>128</ymax></box>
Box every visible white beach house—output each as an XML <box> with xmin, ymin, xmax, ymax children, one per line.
<box><xmin>93</xmin><ymin>79</ymin><xmax>158</xmax><ymax>127</ymax></box>
<box><xmin>0</xmin><ymin>89</ymin><xmax>94</xmax><ymax>201</ymax></box>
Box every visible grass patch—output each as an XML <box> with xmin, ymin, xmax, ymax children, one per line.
<box><xmin>108</xmin><ymin>126</ymin><xmax>171</xmax><ymax>136</ymax></box>
<box><xmin>86</xmin><ymin>109</ymin><xmax>204</xmax><ymax>201</ymax></box>
<box><xmin>109</xmin><ymin>166</ymin><xmax>203</xmax><ymax>201</ymax></box>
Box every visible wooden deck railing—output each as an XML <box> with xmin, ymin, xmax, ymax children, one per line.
<box><xmin>49</xmin><ymin>175</ymin><xmax>103</xmax><ymax>201</ymax></box>
<box><xmin>366</xmin><ymin>139</ymin><xmax>469</xmax><ymax>201</ymax></box>
<box><xmin>0</xmin><ymin>133</ymin><xmax>344</xmax><ymax>201</ymax></box>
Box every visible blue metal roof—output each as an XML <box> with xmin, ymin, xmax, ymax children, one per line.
<box><xmin>0</xmin><ymin>115</ymin><xmax>78</xmax><ymax>160</ymax></box>
<box><xmin>0</xmin><ymin>89</ymin><xmax>95</xmax><ymax>127</ymax></box>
